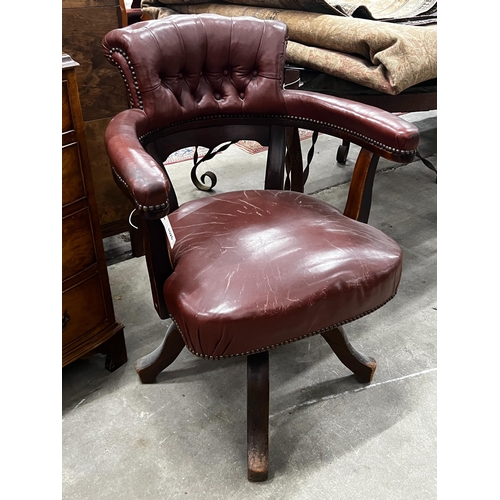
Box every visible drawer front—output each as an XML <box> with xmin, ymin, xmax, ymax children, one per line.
<box><xmin>62</xmin><ymin>79</ymin><xmax>74</xmax><ymax>134</ymax></box>
<box><xmin>62</xmin><ymin>142</ymin><xmax>86</xmax><ymax>207</ymax></box>
<box><xmin>62</xmin><ymin>208</ymin><xmax>97</xmax><ymax>281</ymax></box>
<box><xmin>62</xmin><ymin>273</ymin><xmax>107</xmax><ymax>347</ymax></box>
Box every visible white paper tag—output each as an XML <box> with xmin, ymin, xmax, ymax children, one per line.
<box><xmin>161</xmin><ymin>215</ymin><xmax>176</xmax><ymax>248</ymax></box>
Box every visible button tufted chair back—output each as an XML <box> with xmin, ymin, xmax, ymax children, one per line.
<box><xmin>103</xmin><ymin>14</ymin><xmax>288</xmax><ymax>130</ymax></box>
<box><xmin>103</xmin><ymin>14</ymin><xmax>419</xmax><ymax>225</ymax></box>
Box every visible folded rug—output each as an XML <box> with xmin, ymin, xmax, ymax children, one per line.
<box><xmin>151</xmin><ymin>3</ymin><xmax>437</xmax><ymax>94</ymax></box>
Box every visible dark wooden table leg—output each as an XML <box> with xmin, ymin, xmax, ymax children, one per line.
<box><xmin>135</xmin><ymin>322</ymin><xmax>185</xmax><ymax>383</ymax></box>
<box><xmin>321</xmin><ymin>327</ymin><xmax>376</xmax><ymax>383</ymax></box>
<box><xmin>247</xmin><ymin>351</ymin><xmax>270</xmax><ymax>482</ymax></box>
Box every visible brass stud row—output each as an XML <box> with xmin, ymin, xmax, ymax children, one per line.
<box><xmin>170</xmin><ymin>294</ymin><xmax>395</xmax><ymax>360</ymax></box>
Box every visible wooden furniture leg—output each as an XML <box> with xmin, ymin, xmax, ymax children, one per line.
<box><xmin>128</xmin><ymin>212</ymin><xmax>145</xmax><ymax>257</ymax></box>
<box><xmin>100</xmin><ymin>330</ymin><xmax>128</xmax><ymax>372</ymax></box>
<box><xmin>135</xmin><ymin>322</ymin><xmax>186</xmax><ymax>383</ymax></box>
<box><xmin>336</xmin><ymin>139</ymin><xmax>350</xmax><ymax>164</ymax></box>
<box><xmin>321</xmin><ymin>327</ymin><xmax>376</xmax><ymax>383</ymax></box>
<box><xmin>343</xmin><ymin>148</ymin><xmax>380</xmax><ymax>223</ymax></box>
<box><xmin>247</xmin><ymin>351</ymin><xmax>270</xmax><ymax>482</ymax></box>
<box><xmin>264</xmin><ymin>126</ymin><xmax>287</xmax><ymax>190</ymax></box>
<box><xmin>78</xmin><ymin>330</ymin><xmax>127</xmax><ymax>372</ymax></box>
<box><xmin>285</xmin><ymin>127</ymin><xmax>304</xmax><ymax>192</ymax></box>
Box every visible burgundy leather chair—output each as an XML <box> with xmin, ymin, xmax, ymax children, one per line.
<box><xmin>102</xmin><ymin>14</ymin><xmax>419</xmax><ymax>481</ymax></box>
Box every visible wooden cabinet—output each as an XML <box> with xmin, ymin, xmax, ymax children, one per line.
<box><xmin>62</xmin><ymin>53</ymin><xmax>127</xmax><ymax>371</ymax></box>
<box><xmin>62</xmin><ymin>0</ymin><xmax>144</xmax><ymax>254</ymax></box>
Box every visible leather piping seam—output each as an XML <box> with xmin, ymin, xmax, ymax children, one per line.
<box><xmin>169</xmin><ymin>294</ymin><xmax>396</xmax><ymax>360</ymax></box>
<box><xmin>112</xmin><ymin>165</ymin><xmax>169</xmax><ymax>212</ymax></box>
<box><xmin>139</xmin><ymin>115</ymin><xmax>417</xmax><ymax>157</ymax></box>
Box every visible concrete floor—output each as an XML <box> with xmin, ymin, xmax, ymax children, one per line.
<box><xmin>62</xmin><ymin>111</ymin><xmax>437</xmax><ymax>499</ymax></box>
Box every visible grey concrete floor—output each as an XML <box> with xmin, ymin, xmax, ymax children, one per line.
<box><xmin>62</xmin><ymin>111</ymin><xmax>437</xmax><ymax>499</ymax></box>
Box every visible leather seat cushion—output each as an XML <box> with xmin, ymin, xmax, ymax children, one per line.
<box><xmin>163</xmin><ymin>190</ymin><xmax>402</xmax><ymax>359</ymax></box>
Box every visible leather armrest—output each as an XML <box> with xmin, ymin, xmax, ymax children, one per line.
<box><xmin>104</xmin><ymin>108</ymin><xmax>171</xmax><ymax>218</ymax></box>
<box><xmin>104</xmin><ymin>92</ymin><xmax>420</xmax><ymax>219</ymax></box>
<box><xmin>283</xmin><ymin>90</ymin><xmax>419</xmax><ymax>160</ymax></box>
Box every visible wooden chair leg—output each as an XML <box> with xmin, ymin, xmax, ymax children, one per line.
<box><xmin>135</xmin><ymin>322</ymin><xmax>185</xmax><ymax>384</ymax></box>
<box><xmin>343</xmin><ymin>148</ymin><xmax>380</xmax><ymax>223</ymax></box>
<box><xmin>264</xmin><ymin>125</ymin><xmax>286</xmax><ymax>190</ymax></box>
<box><xmin>321</xmin><ymin>327</ymin><xmax>376</xmax><ymax>383</ymax></box>
<box><xmin>247</xmin><ymin>351</ymin><xmax>270</xmax><ymax>482</ymax></box>
<box><xmin>284</xmin><ymin>126</ymin><xmax>304</xmax><ymax>192</ymax></box>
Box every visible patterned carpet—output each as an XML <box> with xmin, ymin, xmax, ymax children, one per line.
<box><xmin>164</xmin><ymin>129</ymin><xmax>315</xmax><ymax>165</ymax></box>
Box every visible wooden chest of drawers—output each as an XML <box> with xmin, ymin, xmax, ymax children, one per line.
<box><xmin>62</xmin><ymin>53</ymin><xmax>127</xmax><ymax>371</ymax></box>
<box><xmin>62</xmin><ymin>0</ymin><xmax>142</xmax><ymax>251</ymax></box>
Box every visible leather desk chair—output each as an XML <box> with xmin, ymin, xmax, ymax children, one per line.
<box><xmin>102</xmin><ymin>14</ymin><xmax>419</xmax><ymax>481</ymax></box>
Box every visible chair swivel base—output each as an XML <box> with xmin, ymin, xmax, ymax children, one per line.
<box><xmin>134</xmin><ymin>322</ymin><xmax>376</xmax><ymax>481</ymax></box>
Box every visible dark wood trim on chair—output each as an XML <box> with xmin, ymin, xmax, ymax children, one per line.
<box><xmin>343</xmin><ymin>148</ymin><xmax>380</xmax><ymax>223</ymax></box>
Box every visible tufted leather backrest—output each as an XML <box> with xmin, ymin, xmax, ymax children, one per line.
<box><xmin>103</xmin><ymin>14</ymin><xmax>289</xmax><ymax>130</ymax></box>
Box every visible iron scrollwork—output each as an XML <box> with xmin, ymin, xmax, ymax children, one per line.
<box><xmin>190</xmin><ymin>141</ymin><xmax>236</xmax><ymax>191</ymax></box>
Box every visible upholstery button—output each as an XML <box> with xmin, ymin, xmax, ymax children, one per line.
<box><xmin>178</xmin><ymin>73</ymin><xmax>183</xmax><ymax>79</ymax></box>
<box><xmin>214</xmin><ymin>93</ymin><xmax>221</xmax><ymax>100</ymax></box>
<box><xmin>252</xmin><ymin>70</ymin><xmax>258</xmax><ymax>77</ymax></box>
<box><xmin>239</xmin><ymin>92</ymin><xmax>245</xmax><ymax>99</ymax></box>
<box><xmin>223</xmin><ymin>70</ymin><xmax>228</xmax><ymax>76</ymax></box>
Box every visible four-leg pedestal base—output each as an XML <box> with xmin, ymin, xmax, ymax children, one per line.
<box><xmin>135</xmin><ymin>322</ymin><xmax>376</xmax><ymax>481</ymax></box>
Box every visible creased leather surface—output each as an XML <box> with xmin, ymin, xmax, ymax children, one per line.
<box><xmin>282</xmin><ymin>90</ymin><xmax>419</xmax><ymax>150</ymax></box>
<box><xmin>164</xmin><ymin>190</ymin><xmax>403</xmax><ymax>358</ymax></box>
<box><xmin>103</xmin><ymin>14</ymin><xmax>288</xmax><ymax>128</ymax></box>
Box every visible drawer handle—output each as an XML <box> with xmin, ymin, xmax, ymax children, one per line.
<box><xmin>62</xmin><ymin>310</ymin><xmax>71</xmax><ymax>332</ymax></box>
